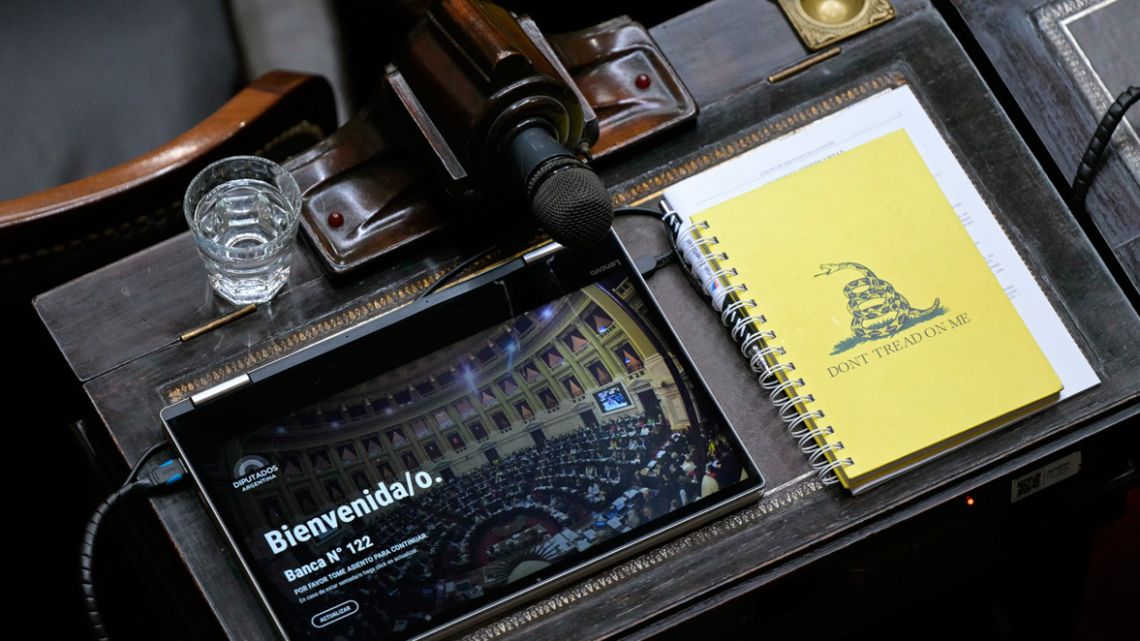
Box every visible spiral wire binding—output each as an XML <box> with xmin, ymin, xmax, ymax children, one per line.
<box><xmin>796</xmin><ymin>425</ymin><xmax>834</xmax><ymax>451</ymax></box>
<box><xmin>662</xmin><ymin>200</ymin><xmax>854</xmax><ymax>485</ymax></box>
<box><xmin>787</xmin><ymin>409</ymin><xmax>826</xmax><ymax>439</ymax></box>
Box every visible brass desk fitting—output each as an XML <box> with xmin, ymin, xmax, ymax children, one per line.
<box><xmin>768</xmin><ymin>47</ymin><xmax>842</xmax><ymax>83</ymax></box>
<box><xmin>180</xmin><ymin>303</ymin><xmax>257</xmax><ymax>342</ymax></box>
<box><xmin>777</xmin><ymin>0</ymin><xmax>895</xmax><ymax>50</ymax></box>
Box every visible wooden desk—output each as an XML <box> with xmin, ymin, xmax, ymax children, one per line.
<box><xmin>948</xmin><ymin>0</ymin><xmax>1140</xmax><ymax>292</ymax></box>
<box><xmin>36</xmin><ymin>1</ymin><xmax>1140</xmax><ymax>639</ymax></box>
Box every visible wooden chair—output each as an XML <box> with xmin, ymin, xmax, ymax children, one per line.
<box><xmin>0</xmin><ymin>70</ymin><xmax>336</xmax><ymax>303</ymax></box>
<box><xmin>0</xmin><ymin>69</ymin><xmax>336</xmax><ymax>641</ymax></box>
<box><xmin>2</xmin><ymin>70</ymin><xmax>337</xmax><ymax>492</ymax></box>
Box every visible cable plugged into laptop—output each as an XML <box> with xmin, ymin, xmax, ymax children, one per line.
<box><xmin>144</xmin><ymin>458</ymin><xmax>186</xmax><ymax>487</ymax></box>
<box><xmin>614</xmin><ymin>206</ymin><xmax>677</xmax><ymax>278</ymax></box>
<box><xmin>80</xmin><ymin>442</ymin><xmax>188</xmax><ymax>641</ymax></box>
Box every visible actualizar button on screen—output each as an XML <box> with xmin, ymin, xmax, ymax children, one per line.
<box><xmin>311</xmin><ymin>600</ymin><xmax>360</xmax><ymax>628</ymax></box>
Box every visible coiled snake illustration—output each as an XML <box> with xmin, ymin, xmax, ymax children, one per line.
<box><xmin>816</xmin><ymin>262</ymin><xmax>941</xmax><ymax>341</ymax></box>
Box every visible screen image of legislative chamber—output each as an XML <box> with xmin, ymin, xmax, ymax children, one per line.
<box><xmin>201</xmin><ymin>275</ymin><xmax>750</xmax><ymax>634</ymax></box>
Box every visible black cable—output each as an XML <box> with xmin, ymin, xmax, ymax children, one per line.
<box><xmin>614</xmin><ymin>206</ymin><xmax>677</xmax><ymax>277</ymax></box>
<box><xmin>633</xmin><ymin>250</ymin><xmax>678</xmax><ymax>277</ymax></box>
<box><xmin>1071</xmin><ymin>85</ymin><xmax>1140</xmax><ymax>209</ymax></box>
<box><xmin>417</xmin><ymin>240</ymin><xmax>507</xmax><ymax>302</ymax></box>
<box><xmin>81</xmin><ymin>481</ymin><xmax>151</xmax><ymax>641</ymax></box>
<box><xmin>127</xmin><ymin>441</ymin><xmax>171</xmax><ymax>483</ymax></box>
<box><xmin>651</xmin><ymin>250</ymin><xmax>677</xmax><ymax>271</ymax></box>
<box><xmin>81</xmin><ymin>444</ymin><xmax>186</xmax><ymax>641</ymax></box>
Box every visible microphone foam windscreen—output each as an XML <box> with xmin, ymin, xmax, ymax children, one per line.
<box><xmin>529</xmin><ymin>158</ymin><xmax>613</xmax><ymax>249</ymax></box>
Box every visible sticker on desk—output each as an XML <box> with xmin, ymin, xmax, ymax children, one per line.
<box><xmin>1011</xmin><ymin>451</ymin><xmax>1081</xmax><ymax>503</ymax></box>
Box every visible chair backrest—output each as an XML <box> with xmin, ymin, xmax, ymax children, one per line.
<box><xmin>0</xmin><ymin>70</ymin><xmax>336</xmax><ymax>304</ymax></box>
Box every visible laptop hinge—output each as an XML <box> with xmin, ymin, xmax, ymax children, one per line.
<box><xmin>522</xmin><ymin>242</ymin><xmax>563</xmax><ymax>264</ymax></box>
<box><xmin>190</xmin><ymin>374</ymin><xmax>252</xmax><ymax>407</ymax></box>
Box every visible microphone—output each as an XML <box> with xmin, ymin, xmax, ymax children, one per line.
<box><xmin>507</xmin><ymin>125</ymin><xmax>613</xmax><ymax>249</ymax></box>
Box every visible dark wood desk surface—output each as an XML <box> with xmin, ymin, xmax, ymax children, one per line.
<box><xmin>36</xmin><ymin>1</ymin><xmax>1140</xmax><ymax>639</ymax></box>
<box><xmin>949</xmin><ymin>0</ymin><xmax>1140</xmax><ymax>292</ymax></box>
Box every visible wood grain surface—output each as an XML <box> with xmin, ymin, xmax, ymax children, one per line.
<box><xmin>949</xmin><ymin>0</ymin><xmax>1140</xmax><ymax>292</ymax></box>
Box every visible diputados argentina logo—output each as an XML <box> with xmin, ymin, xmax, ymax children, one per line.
<box><xmin>233</xmin><ymin>455</ymin><xmax>278</xmax><ymax>493</ymax></box>
<box><xmin>263</xmin><ymin>471</ymin><xmax>441</xmax><ymax>555</ymax></box>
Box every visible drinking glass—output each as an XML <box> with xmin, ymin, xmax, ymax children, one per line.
<box><xmin>183</xmin><ymin>156</ymin><xmax>302</xmax><ymax>305</ymax></box>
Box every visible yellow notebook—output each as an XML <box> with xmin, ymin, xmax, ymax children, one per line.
<box><xmin>680</xmin><ymin>130</ymin><xmax>1062</xmax><ymax>493</ymax></box>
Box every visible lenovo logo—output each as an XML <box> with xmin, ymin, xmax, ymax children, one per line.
<box><xmin>589</xmin><ymin>260</ymin><xmax>620</xmax><ymax>276</ymax></box>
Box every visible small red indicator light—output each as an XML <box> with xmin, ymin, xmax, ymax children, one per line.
<box><xmin>965</xmin><ymin>496</ymin><xmax>975</xmax><ymax>507</ymax></box>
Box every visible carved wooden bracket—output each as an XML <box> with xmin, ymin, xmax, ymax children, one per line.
<box><xmin>285</xmin><ymin>1</ymin><xmax>697</xmax><ymax>274</ymax></box>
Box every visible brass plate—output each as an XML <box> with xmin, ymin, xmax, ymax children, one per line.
<box><xmin>777</xmin><ymin>0</ymin><xmax>895</xmax><ymax>50</ymax></box>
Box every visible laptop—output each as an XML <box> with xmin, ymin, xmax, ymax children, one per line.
<box><xmin>162</xmin><ymin>232</ymin><xmax>764</xmax><ymax>640</ymax></box>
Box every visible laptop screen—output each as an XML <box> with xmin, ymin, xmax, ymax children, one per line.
<box><xmin>168</xmin><ymin>269</ymin><xmax>758</xmax><ymax>640</ymax></box>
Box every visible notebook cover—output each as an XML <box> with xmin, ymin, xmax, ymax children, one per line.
<box><xmin>698</xmin><ymin>130</ymin><xmax>1062</xmax><ymax>488</ymax></box>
